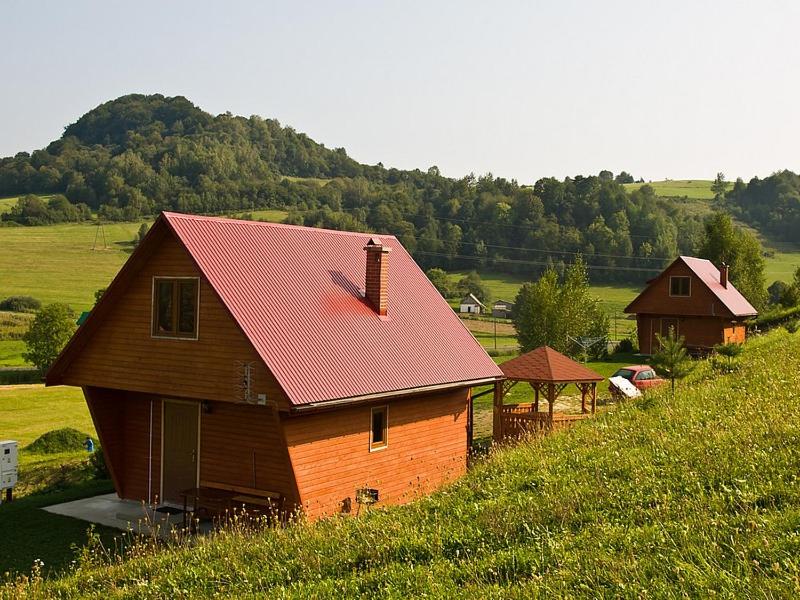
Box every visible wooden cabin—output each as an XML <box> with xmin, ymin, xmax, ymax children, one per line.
<box><xmin>625</xmin><ymin>256</ymin><xmax>758</xmax><ymax>355</ymax></box>
<box><xmin>47</xmin><ymin>213</ymin><xmax>502</xmax><ymax>520</ymax></box>
<box><xmin>491</xmin><ymin>300</ymin><xmax>514</xmax><ymax>319</ymax></box>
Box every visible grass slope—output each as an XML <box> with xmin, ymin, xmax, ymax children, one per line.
<box><xmin>0</xmin><ymin>385</ymin><xmax>94</xmax><ymax>446</ymax></box>
<box><xmin>623</xmin><ymin>179</ymin><xmax>716</xmax><ymax>199</ymax></box>
<box><xmin>0</xmin><ymin>385</ymin><xmax>99</xmax><ymax>497</ymax></box>
<box><xmin>0</xmin><ymin>211</ymin><xmax>289</xmax><ymax>312</ymax></box>
<box><xmin>0</xmin><ymin>197</ymin><xmax>18</xmax><ymax>214</ymax></box>
<box><xmin>13</xmin><ymin>330</ymin><xmax>799</xmax><ymax>597</ymax></box>
<box><xmin>0</xmin><ymin>385</ymin><xmax>113</xmax><ymax>579</ymax></box>
<box><xmin>0</xmin><ymin>222</ymin><xmax>143</xmax><ymax>310</ymax></box>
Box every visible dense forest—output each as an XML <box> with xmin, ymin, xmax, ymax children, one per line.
<box><xmin>0</xmin><ymin>94</ymin><xmax>791</xmax><ymax>288</ymax></box>
<box><xmin>725</xmin><ymin>170</ymin><xmax>800</xmax><ymax>242</ymax></box>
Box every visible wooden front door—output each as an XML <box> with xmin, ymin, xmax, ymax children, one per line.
<box><xmin>161</xmin><ymin>400</ymin><xmax>199</xmax><ymax>504</ymax></box>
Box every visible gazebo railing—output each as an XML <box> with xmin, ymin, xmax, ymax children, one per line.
<box><xmin>500</xmin><ymin>403</ymin><xmax>592</xmax><ymax>440</ymax></box>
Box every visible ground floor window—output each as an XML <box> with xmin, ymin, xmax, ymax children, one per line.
<box><xmin>370</xmin><ymin>405</ymin><xmax>388</xmax><ymax>451</ymax></box>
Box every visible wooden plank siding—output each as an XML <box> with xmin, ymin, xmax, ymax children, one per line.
<box><xmin>636</xmin><ymin>315</ymin><xmax>742</xmax><ymax>354</ymax></box>
<box><xmin>199</xmin><ymin>401</ymin><xmax>299</xmax><ymax>505</ymax></box>
<box><xmin>283</xmin><ymin>389</ymin><xmax>469</xmax><ymax>519</ymax></box>
<box><xmin>83</xmin><ymin>388</ymin><xmax>162</xmax><ymax>503</ymax></box>
<box><xmin>62</xmin><ymin>233</ymin><xmax>288</xmax><ymax>408</ymax></box>
<box><xmin>122</xmin><ymin>393</ymin><xmax>162</xmax><ymax>502</ymax></box>
<box><xmin>627</xmin><ymin>261</ymin><xmax>734</xmax><ymax>318</ymax></box>
<box><xmin>83</xmin><ymin>386</ymin><xmax>126</xmax><ymax>497</ymax></box>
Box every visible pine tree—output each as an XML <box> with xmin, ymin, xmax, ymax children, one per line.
<box><xmin>651</xmin><ymin>329</ymin><xmax>694</xmax><ymax>396</ymax></box>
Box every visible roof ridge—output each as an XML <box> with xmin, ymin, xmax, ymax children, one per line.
<box><xmin>162</xmin><ymin>211</ymin><xmax>399</xmax><ymax>240</ymax></box>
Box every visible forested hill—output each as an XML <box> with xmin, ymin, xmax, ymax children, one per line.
<box><xmin>0</xmin><ymin>93</ymin><xmax>792</xmax><ymax>286</ymax></box>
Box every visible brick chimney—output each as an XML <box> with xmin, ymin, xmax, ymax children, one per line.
<box><xmin>364</xmin><ymin>237</ymin><xmax>391</xmax><ymax>316</ymax></box>
<box><xmin>720</xmin><ymin>263</ymin><xmax>728</xmax><ymax>289</ymax></box>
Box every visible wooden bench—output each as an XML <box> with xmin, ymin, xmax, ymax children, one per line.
<box><xmin>198</xmin><ymin>480</ymin><xmax>285</xmax><ymax>523</ymax></box>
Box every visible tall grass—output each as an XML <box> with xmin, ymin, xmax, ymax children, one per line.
<box><xmin>6</xmin><ymin>330</ymin><xmax>800</xmax><ymax>598</ymax></box>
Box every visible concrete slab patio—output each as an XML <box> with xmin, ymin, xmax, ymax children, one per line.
<box><xmin>42</xmin><ymin>493</ymin><xmax>186</xmax><ymax>536</ymax></box>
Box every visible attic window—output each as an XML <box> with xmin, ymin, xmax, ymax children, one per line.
<box><xmin>152</xmin><ymin>277</ymin><xmax>199</xmax><ymax>339</ymax></box>
<box><xmin>669</xmin><ymin>276</ymin><xmax>691</xmax><ymax>297</ymax></box>
<box><xmin>370</xmin><ymin>406</ymin><xmax>388</xmax><ymax>452</ymax></box>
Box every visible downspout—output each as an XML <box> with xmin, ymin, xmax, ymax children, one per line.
<box><xmin>148</xmin><ymin>398</ymin><xmax>153</xmax><ymax>504</ymax></box>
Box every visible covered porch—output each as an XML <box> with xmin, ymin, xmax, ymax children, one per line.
<box><xmin>492</xmin><ymin>346</ymin><xmax>604</xmax><ymax>442</ymax></box>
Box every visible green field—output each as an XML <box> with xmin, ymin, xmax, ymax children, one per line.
<box><xmin>0</xmin><ymin>210</ymin><xmax>291</xmax><ymax>312</ymax></box>
<box><xmin>0</xmin><ymin>221</ymin><xmax>144</xmax><ymax>310</ymax></box>
<box><xmin>623</xmin><ymin>179</ymin><xmax>717</xmax><ymax>199</ymax></box>
<box><xmin>282</xmin><ymin>176</ymin><xmax>331</xmax><ymax>186</ymax></box>
<box><xmin>765</xmin><ymin>247</ymin><xmax>800</xmax><ymax>283</ymax></box>
<box><xmin>0</xmin><ymin>385</ymin><xmax>93</xmax><ymax>445</ymax></box>
<box><xmin>11</xmin><ymin>329</ymin><xmax>798</xmax><ymax>596</ymax></box>
<box><xmin>227</xmin><ymin>208</ymin><xmax>289</xmax><ymax>222</ymax></box>
<box><xmin>0</xmin><ymin>384</ymin><xmax>114</xmax><ymax>577</ymax></box>
<box><xmin>0</xmin><ymin>197</ymin><xmax>18</xmax><ymax>214</ymax></box>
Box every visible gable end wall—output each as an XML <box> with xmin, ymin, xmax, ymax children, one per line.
<box><xmin>61</xmin><ymin>234</ymin><xmax>287</xmax><ymax>406</ymax></box>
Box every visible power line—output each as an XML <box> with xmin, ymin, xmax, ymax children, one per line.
<box><xmin>454</xmin><ymin>239</ymin><xmax>673</xmax><ymax>262</ymax></box>
<box><xmin>413</xmin><ymin>251</ymin><xmax>663</xmax><ymax>273</ymax></box>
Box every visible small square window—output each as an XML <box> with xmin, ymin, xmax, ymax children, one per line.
<box><xmin>152</xmin><ymin>278</ymin><xmax>198</xmax><ymax>338</ymax></box>
<box><xmin>670</xmin><ymin>276</ymin><xmax>690</xmax><ymax>297</ymax></box>
<box><xmin>370</xmin><ymin>406</ymin><xmax>388</xmax><ymax>451</ymax></box>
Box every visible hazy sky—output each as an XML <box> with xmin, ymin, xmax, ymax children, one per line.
<box><xmin>3</xmin><ymin>0</ymin><xmax>799</xmax><ymax>183</ymax></box>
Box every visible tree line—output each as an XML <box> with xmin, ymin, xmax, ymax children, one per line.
<box><xmin>0</xmin><ymin>93</ymin><xmax>781</xmax><ymax>297</ymax></box>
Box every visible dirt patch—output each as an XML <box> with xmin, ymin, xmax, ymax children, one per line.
<box><xmin>460</xmin><ymin>318</ymin><xmax>516</xmax><ymax>336</ymax></box>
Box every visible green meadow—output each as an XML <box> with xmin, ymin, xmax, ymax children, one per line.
<box><xmin>623</xmin><ymin>178</ymin><xmax>717</xmax><ymax>199</ymax></box>
<box><xmin>6</xmin><ymin>329</ymin><xmax>798</xmax><ymax>596</ymax></box>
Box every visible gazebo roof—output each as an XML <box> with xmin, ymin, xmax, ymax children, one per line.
<box><xmin>500</xmin><ymin>346</ymin><xmax>604</xmax><ymax>384</ymax></box>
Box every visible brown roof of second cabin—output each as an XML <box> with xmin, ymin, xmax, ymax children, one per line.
<box><xmin>500</xmin><ymin>346</ymin><xmax>604</xmax><ymax>383</ymax></box>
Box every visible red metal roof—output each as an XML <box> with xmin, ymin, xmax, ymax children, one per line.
<box><xmin>162</xmin><ymin>212</ymin><xmax>502</xmax><ymax>406</ymax></box>
<box><xmin>678</xmin><ymin>256</ymin><xmax>757</xmax><ymax>317</ymax></box>
<box><xmin>499</xmin><ymin>346</ymin><xmax>604</xmax><ymax>383</ymax></box>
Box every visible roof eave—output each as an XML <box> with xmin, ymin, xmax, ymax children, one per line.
<box><xmin>289</xmin><ymin>377</ymin><xmax>503</xmax><ymax>413</ymax></box>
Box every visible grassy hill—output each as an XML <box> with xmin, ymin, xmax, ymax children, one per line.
<box><xmin>8</xmin><ymin>329</ymin><xmax>798</xmax><ymax>597</ymax></box>
<box><xmin>623</xmin><ymin>179</ymin><xmax>716</xmax><ymax>199</ymax></box>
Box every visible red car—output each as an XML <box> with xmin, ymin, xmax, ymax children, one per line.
<box><xmin>610</xmin><ymin>365</ymin><xmax>665</xmax><ymax>392</ymax></box>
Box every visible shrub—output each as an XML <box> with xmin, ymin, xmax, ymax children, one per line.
<box><xmin>26</xmin><ymin>428</ymin><xmax>91</xmax><ymax>454</ymax></box>
<box><xmin>616</xmin><ymin>337</ymin><xmax>635</xmax><ymax>353</ymax></box>
<box><xmin>89</xmin><ymin>446</ymin><xmax>110</xmax><ymax>479</ymax></box>
<box><xmin>0</xmin><ymin>295</ymin><xmax>41</xmax><ymax>312</ymax></box>
<box><xmin>0</xmin><ymin>368</ymin><xmax>41</xmax><ymax>385</ymax></box>
<box><xmin>786</xmin><ymin>320</ymin><xmax>799</xmax><ymax>334</ymax></box>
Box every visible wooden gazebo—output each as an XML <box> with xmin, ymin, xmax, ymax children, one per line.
<box><xmin>493</xmin><ymin>346</ymin><xmax>604</xmax><ymax>442</ymax></box>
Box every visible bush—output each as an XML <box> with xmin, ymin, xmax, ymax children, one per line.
<box><xmin>0</xmin><ymin>295</ymin><xmax>41</xmax><ymax>312</ymax></box>
<box><xmin>26</xmin><ymin>428</ymin><xmax>91</xmax><ymax>454</ymax></box>
<box><xmin>752</xmin><ymin>304</ymin><xmax>800</xmax><ymax>330</ymax></box>
<box><xmin>89</xmin><ymin>446</ymin><xmax>110</xmax><ymax>479</ymax></box>
<box><xmin>0</xmin><ymin>368</ymin><xmax>41</xmax><ymax>385</ymax></box>
<box><xmin>617</xmin><ymin>337</ymin><xmax>635</xmax><ymax>353</ymax></box>
<box><xmin>786</xmin><ymin>320</ymin><xmax>799</xmax><ymax>334</ymax></box>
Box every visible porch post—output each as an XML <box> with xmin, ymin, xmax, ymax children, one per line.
<box><xmin>492</xmin><ymin>380</ymin><xmax>504</xmax><ymax>443</ymax></box>
<box><xmin>591</xmin><ymin>383</ymin><xmax>597</xmax><ymax>415</ymax></box>
<box><xmin>580</xmin><ymin>383</ymin><xmax>587</xmax><ymax>414</ymax></box>
<box><xmin>547</xmin><ymin>382</ymin><xmax>554</xmax><ymax>428</ymax></box>
<box><xmin>534</xmin><ymin>384</ymin><xmax>539</xmax><ymax>413</ymax></box>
